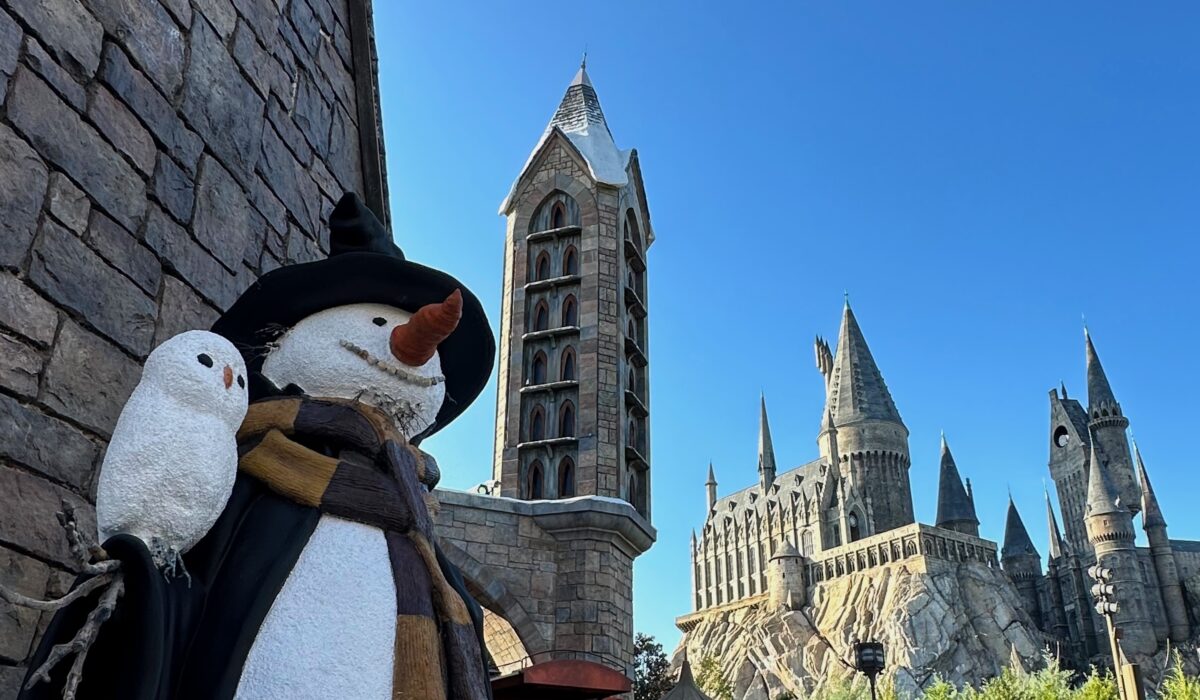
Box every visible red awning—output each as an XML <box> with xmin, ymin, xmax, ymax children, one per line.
<box><xmin>491</xmin><ymin>659</ymin><xmax>632</xmax><ymax>700</ymax></box>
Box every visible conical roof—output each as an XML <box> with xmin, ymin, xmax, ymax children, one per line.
<box><xmin>758</xmin><ymin>394</ymin><xmax>777</xmax><ymax>479</ymax></box>
<box><xmin>660</xmin><ymin>656</ymin><xmax>713</xmax><ymax>700</ymax></box>
<box><xmin>706</xmin><ymin>462</ymin><xmax>717</xmax><ymax>486</ymax></box>
<box><xmin>1085</xmin><ymin>437</ymin><xmax>1124</xmax><ymax>517</ymax></box>
<box><xmin>1134</xmin><ymin>442</ymin><xmax>1166</xmax><ymax>529</ymax></box>
<box><xmin>822</xmin><ymin>303</ymin><xmax>903</xmax><ymax>428</ymax></box>
<box><xmin>1085</xmin><ymin>329</ymin><xmax>1119</xmax><ymax>415</ymax></box>
<box><xmin>1045</xmin><ymin>488</ymin><xmax>1065</xmax><ymax>561</ymax></box>
<box><xmin>1002</xmin><ymin>497</ymin><xmax>1040</xmax><ymax>559</ymax></box>
<box><xmin>936</xmin><ymin>436</ymin><xmax>978</xmax><ymax>529</ymax></box>
<box><xmin>500</xmin><ymin>63</ymin><xmax>631</xmax><ymax>214</ymax></box>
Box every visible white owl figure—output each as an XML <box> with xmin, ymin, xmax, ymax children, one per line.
<box><xmin>96</xmin><ymin>330</ymin><xmax>249</xmax><ymax>571</ymax></box>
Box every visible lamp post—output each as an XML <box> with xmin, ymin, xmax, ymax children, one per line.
<box><xmin>1088</xmin><ymin>564</ymin><xmax>1144</xmax><ymax>700</ymax></box>
<box><xmin>853</xmin><ymin>641</ymin><xmax>886</xmax><ymax>700</ymax></box>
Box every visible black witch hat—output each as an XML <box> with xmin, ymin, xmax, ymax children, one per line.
<box><xmin>212</xmin><ymin>193</ymin><xmax>495</xmax><ymax>437</ymax></box>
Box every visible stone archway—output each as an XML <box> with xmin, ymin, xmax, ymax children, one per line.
<box><xmin>438</xmin><ymin>540</ymin><xmax>550</xmax><ymax>666</ymax></box>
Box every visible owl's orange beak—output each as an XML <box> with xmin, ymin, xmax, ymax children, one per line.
<box><xmin>223</xmin><ymin>365</ymin><xmax>234</xmax><ymax>389</ymax></box>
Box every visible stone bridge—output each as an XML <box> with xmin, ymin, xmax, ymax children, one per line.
<box><xmin>433</xmin><ymin>489</ymin><xmax>655</xmax><ymax>676</ymax></box>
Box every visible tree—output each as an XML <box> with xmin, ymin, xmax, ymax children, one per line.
<box><xmin>695</xmin><ymin>654</ymin><xmax>735</xmax><ymax>700</ymax></box>
<box><xmin>633</xmin><ymin>633</ymin><xmax>675</xmax><ymax>700</ymax></box>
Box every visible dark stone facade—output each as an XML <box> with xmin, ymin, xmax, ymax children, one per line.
<box><xmin>0</xmin><ymin>1</ymin><xmax>381</xmax><ymax>694</ymax></box>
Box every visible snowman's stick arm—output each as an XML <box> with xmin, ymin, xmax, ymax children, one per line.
<box><xmin>0</xmin><ymin>570</ymin><xmax>115</xmax><ymax>611</ymax></box>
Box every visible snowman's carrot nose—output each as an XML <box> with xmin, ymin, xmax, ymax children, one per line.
<box><xmin>390</xmin><ymin>289</ymin><xmax>463</xmax><ymax>366</ymax></box>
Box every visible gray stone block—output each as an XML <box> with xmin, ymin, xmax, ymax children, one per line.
<box><xmin>87</xmin><ymin>213</ymin><xmax>162</xmax><ymax>295</ymax></box>
<box><xmin>7</xmin><ymin>68</ymin><xmax>146</xmax><ymax>232</ymax></box>
<box><xmin>0</xmin><ymin>122</ymin><xmax>48</xmax><ymax>269</ymax></box>
<box><xmin>0</xmin><ymin>332</ymin><xmax>42</xmax><ymax>398</ymax></box>
<box><xmin>316</xmin><ymin>38</ymin><xmax>352</xmax><ymax>115</ymax></box>
<box><xmin>0</xmin><ymin>9</ymin><xmax>21</xmax><ymax>78</ymax></box>
<box><xmin>22</xmin><ymin>36</ymin><xmax>85</xmax><ymax>110</ymax></box>
<box><xmin>0</xmin><ymin>664</ymin><xmax>25</xmax><ymax>699</ymax></box>
<box><xmin>46</xmin><ymin>172</ymin><xmax>90</xmax><ymax>234</ymax></box>
<box><xmin>192</xmin><ymin>0</ymin><xmax>236</xmax><ymax>38</ymax></box>
<box><xmin>88</xmin><ymin>0</ymin><xmax>185</xmax><ymax>95</ymax></box>
<box><xmin>193</xmin><ymin>156</ymin><xmax>257</xmax><ymax>271</ymax></box>
<box><xmin>231</xmin><ymin>21</ymin><xmax>291</xmax><ymax>105</ymax></box>
<box><xmin>0</xmin><ymin>465</ymin><xmax>96</xmax><ymax>568</ymax></box>
<box><xmin>6</xmin><ymin>0</ymin><xmax>102</xmax><ymax>76</ymax></box>
<box><xmin>159</xmin><ymin>0</ymin><xmax>192</xmax><ymax>28</ymax></box>
<box><xmin>154</xmin><ymin>276</ymin><xmax>220</xmax><ymax>347</ymax></box>
<box><xmin>0</xmin><ymin>547</ymin><xmax>49</xmax><ymax>664</ymax></box>
<box><xmin>260</xmin><ymin>123</ymin><xmax>319</xmax><ymax>235</ymax></box>
<box><xmin>152</xmin><ymin>152</ymin><xmax>194</xmax><ymax>224</ymax></box>
<box><xmin>41</xmin><ymin>320</ymin><xmax>140</xmax><ymax>437</ymax></box>
<box><xmin>231</xmin><ymin>0</ymin><xmax>280</xmax><ymax>45</ymax></box>
<box><xmin>326</xmin><ymin>102</ymin><xmax>362</xmax><ymax>195</ymax></box>
<box><xmin>292</xmin><ymin>69</ymin><xmax>331</xmax><ymax>156</ymax></box>
<box><xmin>0</xmin><ymin>273</ymin><xmax>57</xmax><ymax>346</ymax></box>
<box><xmin>287</xmin><ymin>0</ymin><xmax>320</xmax><ymax>55</ymax></box>
<box><xmin>87</xmin><ymin>85</ymin><xmax>156</xmax><ymax>176</ymax></box>
<box><xmin>99</xmin><ymin>45</ymin><xmax>203</xmax><ymax>174</ymax></box>
<box><xmin>249</xmin><ymin>174</ymin><xmax>287</xmax><ymax>234</ymax></box>
<box><xmin>180</xmin><ymin>20</ymin><xmax>263</xmax><ymax>186</ymax></box>
<box><xmin>29</xmin><ymin>218</ymin><xmax>156</xmax><ymax>356</ymax></box>
<box><xmin>144</xmin><ymin>206</ymin><xmax>245</xmax><ymax>310</ymax></box>
<box><xmin>0</xmin><ymin>393</ymin><xmax>98</xmax><ymax>490</ymax></box>
<box><xmin>266</xmin><ymin>97</ymin><xmax>313</xmax><ymax>166</ymax></box>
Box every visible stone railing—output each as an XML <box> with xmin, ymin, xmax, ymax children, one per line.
<box><xmin>807</xmin><ymin>523</ymin><xmax>999</xmax><ymax>585</ymax></box>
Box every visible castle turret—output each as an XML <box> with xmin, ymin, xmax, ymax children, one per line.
<box><xmin>935</xmin><ymin>435</ymin><xmax>979</xmax><ymax>536</ymax></box>
<box><xmin>758</xmin><ymin>394</ymin><xmax>777</xmax><ymax>491</ymax></box>
<box><xmin>1084</xmin><ymin>329</ymin><xmax>1140</xmax><ymax>516</ymax></box>
<box><xmin>768</xmin><ymin>541</ymin><xmax>807</xmax><ymax>610</ymax></box>
<box><xmin>1135</xmin><ymin>443</ymin><xmax>1190</xmax><ymax>642</ymax></box>
<box><xmin>1002</xmin><ymin>497</ymin><xmax>1044</xmax><ymax>626</ymax></box>
<box><xmin>1044</xmin><ymin>489</ymin><xmax>1071</xmax><ymax>641</ymax></box>
<box><xmin>817</xmin><ymin>301</ymin><xmax>913</xmax><ymax>533</ymax></box>
<box><xmin>1085</xmin><ymin>436</ymin><xmax>1156</xmax><ymax>656</ymax></box>
<box><xmin>1048</xmin><ymin>386</ymin><xmax>1093</xmax><ymax>555</ymax></box>
<box><xmin>705</xmin><ymin>462</ymin><xmax>717</xmax><ymax>512</ymax></box>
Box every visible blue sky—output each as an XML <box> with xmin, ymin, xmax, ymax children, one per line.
<box><xmin>372</xmin><ymin>2</ymin><xmax>1200</xmax><ymax>650</ymax></box>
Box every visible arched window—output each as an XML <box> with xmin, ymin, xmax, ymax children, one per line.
<box><xmin>628</xmin><ymin>473</ymin><xmax>637</xmax><ymax>507</ymax></box>
<box><xmin>530</xmin><ymin>192</ymin><xmax>581</xmax><ymax>233</ymax></box>
<box><xmin>531</xmin><ymin>351</ymin><xmax>547</xmax><ymax>385</ymax></box>
<box><xmin>624</xmin><ymin>209</ymin><xmax>642</xmax><ymax>249</ymax></box>
<box><xmin>627</xmin><ymin>419</ymin><xmax>638</xmax><ymax>448</ymax></box>
<box><xmin>849</xmin><ymin>511</ymin><xmax>862</xmax><ymax>542</ymax></box>
<box><xmin>551</xmin><ymin>202</ymin><xmax>567</xmax><ymax>229</ymax></box>
<box><xmin>533</xmin><ymin>301</ymin><xmax>549</xmax><ymax>332</ymax></box>
<box><xmin>560</xmin><ymin>347</ymin><xmax>576</xmax><ymax>381</ymax></box>
<box><xmin>562</xmin><ymin>295</ymin><xmax>578</xmax><ymax>327</ymax></box>
<box><xmin>563</xmin><ymin>246</ymin><xmax>579</xmax><ymax>275</ymax></box>
<box><xmin>627</xmin><ymin>371</ymin><xmax>636</xmax><ymax>392</ymax></box>
<box><xmin>626</xmin><ymin>319</ymin><xmax>637</xmax><ymax>343</ymax></box>
<box><xmin>527</xmin><ymin>460</ymin><xmax>544</xmax><ymax>499</ymax></box>
<box><xmin>558</xmin><ymin>457</ymin><xmax>575</xmax><ymax>498</ymax></box>
<box><xmin>559</xmin><ymin>401</ymin><xmax>575</xmax><ymax>437</ymax></box>
<box><xmin>529</xmin><ymin>405</ymin><xmax>546</xmax><ymax>441</ymax></box>
<box><xmin>534</xmin><ymin>251</ymin><xmax>551</xmax><ymax>281</ymax></box>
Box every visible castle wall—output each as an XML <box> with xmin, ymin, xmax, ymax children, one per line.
<box><xmin>0</xmin><ymin>1</ymin><xmax>382</xmax><ymax>693</ymax></box>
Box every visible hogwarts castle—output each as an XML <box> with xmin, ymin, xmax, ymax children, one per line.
<box><xmin>680</xmin><ymin>302</ymin><xmax>1200</xmax><ymax>668</ymax></box>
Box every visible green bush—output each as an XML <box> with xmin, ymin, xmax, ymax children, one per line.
<box><xmin>1162</xmin><ymin>651</ymin><xmax>1200</xmax><ymax>700</ymax></box>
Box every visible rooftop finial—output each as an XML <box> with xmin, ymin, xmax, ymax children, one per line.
<box><xmin>844</xmin><ymin>290</ymin><xmax>850</xmax><ymax>308</ymax></box>
<box><xmin>581</xmin><ymin>46</ymin><xmax>587</xmax><ymax>71</ymax></box>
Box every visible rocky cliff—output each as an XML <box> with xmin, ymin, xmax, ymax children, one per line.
<box><xmin>677</xmin><ymin>560</ymin><xmax>1048</xmax><ymax>699</ymax></box>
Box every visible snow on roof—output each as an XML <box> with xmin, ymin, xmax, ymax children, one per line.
<box><xmin>499</xmin><ymin>66</ymin><xmax>632</xmax><ymax>214</ymax></box>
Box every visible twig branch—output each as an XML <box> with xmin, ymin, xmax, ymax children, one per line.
<box><xmin>25</xmin><ymin>572</ymin><xmax>125</xmax><ymax>700</ymax></box>
<box><xmin>56</xmin><ymin>500</ymin><xmax>111</xmax><ymax>576</ymax></box>
<box><xmin>0</xmin><ymin>571</ymin><xmax>114</xmax><ymax>611</ymax></box>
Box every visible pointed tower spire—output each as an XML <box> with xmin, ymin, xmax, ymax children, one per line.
<box><xmin>1045</xmin><ymin>487</ymin><xmax>1065</xmax><ymax>562</ymax></box>
<box><xmin>1085</xmin><ymin>437</ymin><xmax>1123</xmax><ymax>517</ymax></box>
<box><xmin>823</xmin><ymin>304</ymin><xmax>903</xmax><ymax>427</ymax></box>
<box><xmin>1084</xmin><ymin>328</ymin><xmax>1120</xmax><ymax>418</ymax></box>
<box><xmin>1002</xmin><ymin>497</ymin><xmax>1040</xmax><ymax>559</ymax></box>
<box><xmin>758</xmin><ymin>394</ymin><xmax>777</xmax><ymax>490</ymax></box>
<box><xmin>936</xmin><ymin>435</ymin><xmax>978</xmax><ymax>536</ymax></box>
<box><xmin>705</xmin><ymin>462</ymin><xmax>717</xmax><ymax>511</ymax></box>
<box><xmin>1134</xmin><ymin>442</ymin><xmax>1166</xmax><ymax>529</ymax></box>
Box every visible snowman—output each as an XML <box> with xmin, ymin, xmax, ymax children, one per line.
<box><xmin>24</xmin><ymin>194</ymin><xmax>496</xmax><ymax>700</ymax></box>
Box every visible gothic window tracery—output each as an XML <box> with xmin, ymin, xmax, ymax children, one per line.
<box><xmin>534</xmin><ymin>251</ymin><xmax>551</xmax><ymax>281</ymax></box>
<box><xmin>560</xmin><ymin>346</ymin><xmax>577</xmax><ymax>381</ymax></box>
<box><xmin>533</xmin><ymin>301</ymin><xmax>549</xmax><ymax>331</ymax></box>
<box><xmin>563</xmin><ymin>246</ymin><xmax>579</xmax><ymax>275</ymax></box>
<box><xmin>529</xmin><ymin>405</ymin><xmax>546</xmax><ymax>441</ymax></box>
<box><xmin>531</xmin><ymin>351</ymin><xmax>547</xmax><ymax>385</ymax></box>
<box><xmin>527</xmin><ymin>460</ymin><xmax>544</xmax><ymax>499</ymax></box>
<box><xmin>562</xmin><ymin>295</ymin><xmax>578</xmax><ymax>326</ymax></box>
<box><xmin>559</xmin><ymin>457</ymin><xmax>575</xmax><ymax>497</ymax></box>
<box><xmin>559</xmin><ymin>401</ymin><xmax>575</xmax><ymax>437</ymax></box>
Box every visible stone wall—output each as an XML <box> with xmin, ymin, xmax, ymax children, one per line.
<box><xmin>0</xmin><ymin>0</ymin><xmax>380</xmax><ymax>695</ymax></box>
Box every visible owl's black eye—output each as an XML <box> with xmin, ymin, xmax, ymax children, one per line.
<box><xmin>197</xmin><ymin>353</ymin><xmax>213</xmax><ymax>367</ymax></box>
<box><xmin>237</xmin><ymin>375</ymin><xmax>245</xmax><ymax>389</ymax></box>
<box><xmin>372</xmin><ymin>317</ymin><xmax>387</xmax><ymax>326</ymax></box>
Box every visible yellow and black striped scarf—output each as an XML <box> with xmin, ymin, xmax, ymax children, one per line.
<box><xmin>235</xmin><ymin>396</ymin><xmax>491</xmax><ymax>700</ymax></box>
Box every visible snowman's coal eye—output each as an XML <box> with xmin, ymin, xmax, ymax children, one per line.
<box><xmin>372</xmin><ymin>317</ymin><xmax>387</xmax><ymax>326</ymax></box>
<box><xmin>197</xmin><ymin>353</ymin><xmax>214</xmax><ymax>367</ymax></box>
<box><xmin>237</xmin><ymin>375</ymin><xmax>245</xmax><ymax>389</ymax></box>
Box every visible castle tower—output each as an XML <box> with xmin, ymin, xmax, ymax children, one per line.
<box><xmin>1084</xmin><ymin>436</ymin><xmax>1156</xmax><ymax>656</ymax></box>
<box><xmin>1135</xmin><ymin>443</ymin><xmax>1190</xmax><ymax>642</ymax></box>
<box><xmin>758</xmin><ymin>394</ymin><xmax>777</xmax><ymax>491</ymax></box>
<box><xmin>1084</xmin><ymin>330</ymin><xmax>1139</xmax><ymax>516</ymax></box>
<box><xmin>1047</xmin><ymin>385</ymin><xmax>1093</xmax><ymax>555</ymax></box>
<box><xmin>815</xmin><ymin>301</ymin><xmax>913</xmax><ymax>534</ymax></box>
<box><xmin>1002</xmin><ymin>497</ymin><xmax>1044</xmax><ymax>626</ymax></box>
<box><xmin>767</xmin><ymin>541</ymin><xmax>807</xmax><ymax>610</ymax></box>
<box><xmin>706</xmin><ymin>462</ymin><xmax>718</xmax><ymax>512</ymax></box>
<box><xmin>935</xmin><ymin>435</ymin><xmax>979</xmax><ymax>536</ymax></box>
<box><xmin>1043</xmin><ymin>490</ymin><xmax>1072</xmax><ymax>642</ymax></box>
<box><xmin>494</xmin><ymin>63</ymin><xmax>654</xmax><ymax>520</ymax></box>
